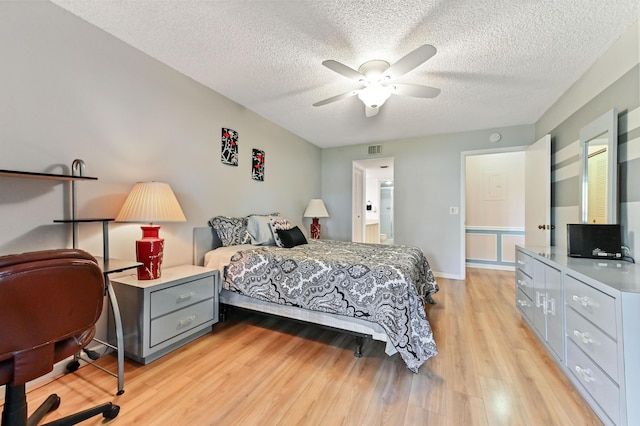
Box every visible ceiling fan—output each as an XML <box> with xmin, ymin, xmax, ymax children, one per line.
<box><xmin>313</xmin><ymin>44</ymin><xmax>441</xmax><ymax>118</ymax></box>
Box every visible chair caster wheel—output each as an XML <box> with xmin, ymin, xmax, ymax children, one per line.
<box><xmin>116</xmin><ymin>389</ymin><xmax>125</xmax><ymax>396</ymax></box>
<box><xmin>83</xmin><ymin>348</ymin><xmax>101</xmax><ymax>360</ymax></box>
<box><xmin>50</xmin><ymin>395</ymin><xmax>61</xmax><ymax>412</ymax></box>
<box><xmin>65</xmin><ymin>360</ymin><xmax>80</xmax><ymax>373</ymax></box>
<box><xmin>104</xmin><ymin>404</ymin><xmax>120</xmax><ymax>420</ymax></box>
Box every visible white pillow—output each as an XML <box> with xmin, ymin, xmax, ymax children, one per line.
<box><xmin>247</xmin><ymin>215</ymin><xmax>280</xmax><ymax>245</ymax></box>
<box><xmin>269</xmin><ymin>217</ymin><xmax>292</xmax><ymax>247</ymax></box>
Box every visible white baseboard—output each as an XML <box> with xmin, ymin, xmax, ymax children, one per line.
<box><xmin>433</xmin><ymin>271</ymin><xmax>463</xmax><ymax>280</ymax></box>
<box><xmin>466</xmin><ymin>262</ymin><xmax>515</xmax><ymax>271</ymax></box>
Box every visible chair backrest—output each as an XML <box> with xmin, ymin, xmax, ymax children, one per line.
<box><xmin>0</xmin><ymin>249</ymin><xmax>104</xmax><ymax>386</ymax></box>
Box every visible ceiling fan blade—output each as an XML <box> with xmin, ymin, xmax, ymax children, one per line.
<box><xmin>365</xmin><ymin>106</ymin><xmax>379</xmax><ymax>118</ymax></box>
<box><xmin>383</xmin><ymin>44</ymin><xmax>437</xmax><ymax>80</ymax></box>
<box><xmin>390</xmin><ymin>83</ymin><xmax>441</xmax><ymax>98</ymax></box>
<box><xmin>313</xmin><ymin>90</ymin><xmax>359</xmax><ymax>107</ymax></box>
<box><xmin>322</xmin><ymin>60</ymin><xmax>367</xmax><ymax>82</ymax></box>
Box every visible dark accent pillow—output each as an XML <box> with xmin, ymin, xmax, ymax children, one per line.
<box><xmin>277</xmin><ymin>226</ymin><xmax>308</xmax><ymax>248</ymax></box>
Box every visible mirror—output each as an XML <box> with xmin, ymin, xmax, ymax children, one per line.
<box><xmin>579</xmin><ymin>109</ymin><xmax>617</xmax><ymax>224</ymax></box>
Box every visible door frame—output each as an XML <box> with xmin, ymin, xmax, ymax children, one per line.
<box><xmin>352</xmin><ymin>157</ymin><xmax>394</xmax><ymax>243</ymax></box>
<box><xmin>352</xmin><ymin>164</ymin><xmax>365</xmax><ymax>242</ymax></box>
<box><xmin>460</xmin><ymin>145</ymin><xmax>528</xmax><ymax>280</ymax></box>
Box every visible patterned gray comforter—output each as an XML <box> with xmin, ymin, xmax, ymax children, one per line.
<box><xmin>223</xmin><ymin>239</ymin><xmax>438</xmax><ymax>372</ymax></box>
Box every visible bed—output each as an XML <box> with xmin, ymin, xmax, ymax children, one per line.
<box><xmin>193</xmin><ymin>217</ymin><xmax>438</xmax><ymax>373</ymax></box>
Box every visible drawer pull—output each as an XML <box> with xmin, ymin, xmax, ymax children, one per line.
<box><xmin>178</xmin><ymin>291</ymin><xmax>196</xmax><ymax>300</ymax></box>
<box><xmin>547</xmin><ymin>297</ymin><xmax>556</xmax><ymax>316</ymax></box>
<box><xmin>517</xmin><ymin>279</ymin><xmax>527</xmax><ymax>287</ymax></box>
<box><xmin>179</xmin><ymin>315</ymin><xmax>196</xmax><ymax>326</ymax></box>
<box><xmin>573</xmin><ymin>330</ymin><xmax>593</xmax><ymax>345</ymax></box>
<box><xmin>572</xmin><ymin>295</ymin><xmax>595</xmax><ymax>308</ymax></box>
<box><xmin>517</xmin><ymin>260</ymin><xmax>525</xmax><ymax>265</ymax></box>
<box><xmin>575</xmin><ymin>365</ymin><xmax>596</xmax><ymax>383</ymax></box>
<box><xmin>536</xmin><ymin>291</ymin><xmax>546</xmax><ymax>313</ymax></box>
<box><xmin>517</xmin><ymin>299</ymin><xmax>530</xmax><ymax>307</ymax></box>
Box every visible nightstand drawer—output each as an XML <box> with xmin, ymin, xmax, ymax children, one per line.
<box><xmin>150</xmin><ymin>298</ymin><xmax>214</xmax><ymax>347</ymax></box>
<box><xmin>567</xmin><ymin>339</ymin><xmax>620</xmax><ymax>425</ymax></box>
<box><xmin>566</xmin><ymin>307</ymin><xmax>618</xmax><ymax>382</ymax></box>
<box><xmin>516</xmin><ymin>250</ymin><xmax>533</xmax><ymax>277</ymax></box>
<box><xmin>565</xmin><ymin>275</ymin><xmax>616</xmax><ymax>339</ymax></box>
<box><xmin>150</xmin><ymin>276</ymin><xmax>214</xmax><ymax>319</ymax></box>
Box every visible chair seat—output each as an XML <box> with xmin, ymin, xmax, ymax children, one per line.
<box><xmin>0</xmin><ymin>249</ymin><xmax>119</xmax><ymax>425</ymax></box>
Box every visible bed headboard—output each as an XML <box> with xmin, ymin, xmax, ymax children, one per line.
<box><xmin>193</xmin><ymin>226</ymin><xmax>222</xmax><ymax>266</ymax></box>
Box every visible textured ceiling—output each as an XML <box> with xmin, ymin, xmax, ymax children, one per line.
<box><xmin>51</xmin><ymin>0</ymin><xmax>639</xmax><ymax>148</ymax></box>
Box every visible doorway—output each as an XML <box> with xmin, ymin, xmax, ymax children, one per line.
<box><xmin>460</xmin><ymin>147</ymin><xmax>527</xmax><ymax>277</ymax></box>
<box><xmin>352</xmin><ymin>157</ymin><xmax>394</xmax><ymax>244</ymax></box>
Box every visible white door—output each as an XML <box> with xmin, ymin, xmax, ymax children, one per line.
<box><xmin>525</xmin><ymin>134</ymin><xmax>551</xmax><ymax>246</ymax></box>
<box><xmin>352</xmin><ymin>165</ymin><xmax>364</xmax><ymax>242</ymax></box>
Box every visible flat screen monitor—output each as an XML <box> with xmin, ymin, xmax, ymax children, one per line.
<box><xmin>567</xmin><ymin>224</ymin><xmax>622</xmax><ymax>259</ymax></box>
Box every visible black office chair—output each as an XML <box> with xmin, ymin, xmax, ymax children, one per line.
<box><xmin>0</xmin><ymin>249</ymin><xmax>120</xmax><ymax>425</ymax></box>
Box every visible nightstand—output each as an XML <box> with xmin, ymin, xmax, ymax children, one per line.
<box><xmin>108</xmin><ymin>265</ymin><xmax>218</xmax><ymax>365</ymax></box>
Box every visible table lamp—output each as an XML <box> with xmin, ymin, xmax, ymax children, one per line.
<box><xmin>303</xmin><ymin>199</ymin><xmax>329</xmax><ymax>239</ymax></box>
<box><xmin>116</xmin><ymin>182</ymin><xmax>186</xmax><ymax>280</ymax></box>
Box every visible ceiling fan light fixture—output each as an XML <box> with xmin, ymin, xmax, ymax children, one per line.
<box><xmin>357</xmin><ymin>83</ymin><xmax>391</xmax><ymax>109</ymax></box>
<box><xmin>314</xmin><ymin>45</ymin><xmax>439</xmax><ymax>115</ymax></box>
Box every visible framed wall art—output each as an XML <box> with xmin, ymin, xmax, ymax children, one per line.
<box><xmin>252</xmin><ymin>148</ymin><xmax>265</xmax><ymax>181</ymax></box>
<box><xmin>221</xmin><ymin>128</ymin><xmax>238</xmax><ymax>166</ymax></box>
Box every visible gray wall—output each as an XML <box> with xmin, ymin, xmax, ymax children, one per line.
<box><xmin>536</xmin><ymin>21</ymin><xmax>640</xmax><ymax>254</ymax></box>
<box><xmin>321</xmin><ymin>125</ymin><xmax>535</xmax><ymax>278</ymax></box>
<box><xmin>0</xmin><ymin>2</ymin><xmax>321</xmax><ymax>268</ymax></box>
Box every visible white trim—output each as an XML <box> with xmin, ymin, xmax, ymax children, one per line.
<box><xmin>432</xmin><ymin>271</ymin><xmax>463</xmax><ymax>280</ymax></box>
<box><xmin>466</xmin><ymin>262</ymin><xmax>515</xmax><ymax>272</ymax></box>
<box><xmin>465</xmin><ymin>226</ymin><xmax>525</xmax><ymax>232</ymax></box>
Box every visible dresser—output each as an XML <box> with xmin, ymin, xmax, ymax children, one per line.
<box><xmin>108</xmin><ymin>265</ymin><xmax>218</xmax><ymax>365</ymax></box>
<box><xmin>516</xmin><ymin>245</ymin><xmax>640</xmax><ymax>426</ymax></box>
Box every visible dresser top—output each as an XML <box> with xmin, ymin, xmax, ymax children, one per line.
<box><xmin>518</xmin><ymin>245</ymin><xmax>640</xmax><ymax>294</ymax></box>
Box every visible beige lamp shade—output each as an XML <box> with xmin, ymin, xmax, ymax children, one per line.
<box><xmin>303</xmin><ymin>199</ymin><xmax>329</xmax><ymax>218</ymax></box>
<box><xmin>115</xmin><ymin>182</ymin><xmax>186</xmax><ymax>223</ymax></box>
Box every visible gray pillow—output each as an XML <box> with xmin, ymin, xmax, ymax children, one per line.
<box><xmin>208</xmin><ymin>216</ymin><xmax>251</xmax><ymax>246</ymax></box>
<box><xmin>247</xmin><ymin>215</ymin><xmax>280</xmax><ymax>245</ymax></box>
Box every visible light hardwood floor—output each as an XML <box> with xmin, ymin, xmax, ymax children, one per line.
<box><xmin>2</xmin><ymin>268</ymin><xmax>602</xmax><ymax>425</ymax></box>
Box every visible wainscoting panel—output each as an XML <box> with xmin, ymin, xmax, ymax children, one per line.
<box><xmin>466</xmin><ymin>227</ymin><xmax>524</xmax><ymax>270</ymax></box>
<box><xmin>466</xmin><ymin>233</ymin><xmax>497</xmax><ymax>261</ymax></box>
<box><xmin>501</xmin><ymin>234</ymin><xmax>524</xmax><ymax>263</ymax></box>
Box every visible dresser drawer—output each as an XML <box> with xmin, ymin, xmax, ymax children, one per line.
<box><xmin>150</xmin><ymin>276</ymin><xmax>215</xmax><ymax>319</ymax></box>
<box><xmin>566</xmin><ymin>307</ymin><xmax>618</xmax><ymax>382</ymax></box>
<box><xmin>150</xmin><ymin>298</ymin><xmax>214</xmax><ymax>347</ymax></box>
<box><xmin>565</xmin><ymin>275</ymin><xmax>616</xmax><ymax>339</ymax></box>
<box><xmin>516</xmin><ymin>250</ymin><xmax>533</xmax><ymax>277</ymax></box>
<box><xmin>516</xmin><ymin>268</ymin><xmax>534</xmax><ymax>300</ymax></box>
<box><xmin>567</xmin><ymin>340</ymin><xmax>620</xmax><ymax>425</ymax></box>
<box><xmin>516</xmin><ymin>287</ymin><xmax>534</xmax><ymax>322</ymax></box>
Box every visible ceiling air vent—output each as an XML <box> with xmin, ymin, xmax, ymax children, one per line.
<box><xmin>367</xmin><ymin>144</ymin><xmax>382</xmax><ymax>155</ymax></box>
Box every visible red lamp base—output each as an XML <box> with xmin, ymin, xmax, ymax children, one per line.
<box><xmin>136</xmin><ymin>225</ymin><xmax>164</xmax><ymax>280</ymax></box>
<box><xmin>310</xmin><ymin>217</ymin><xmax>321</xmax><ymax>239</ymax></box>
